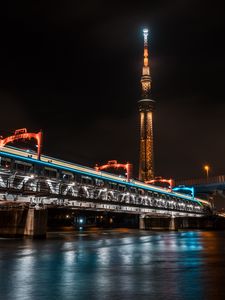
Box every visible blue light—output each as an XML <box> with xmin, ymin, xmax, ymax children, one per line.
<box><xmin>173</xmin><ymin>186</ymin><xmax>195</xmax><ymax>198</ymax></box>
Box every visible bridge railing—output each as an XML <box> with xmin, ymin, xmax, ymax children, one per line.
<box><xmin>176</xmin><ymin>175</ymin><xmax>225</xmax><ymax>186</ymax></box>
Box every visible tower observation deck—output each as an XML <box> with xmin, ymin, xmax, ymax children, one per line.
<box><xmin>138</xmin><ymin>28</ymin><xmax>155</xmax><ymax>182</ymax></box>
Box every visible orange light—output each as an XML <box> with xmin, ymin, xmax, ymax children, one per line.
<box><xmin>204</xmin><ymin>165</ymin><xmax>210</xmax><ymax>178</ymax></box>
<box><xmin>94</xmin><ymin>160</ymin><xmax>133</xmax><ymax>181</ymax></box>
<box><xmin>145</xmin><ymin>178</ymin><xmax>174</xmax><ymax>190</ymax></box>
<box><xmin>0</xmin><ymin>128</ymin><xmax>43</xmax><ymax>159</ymax></box>
<box><xmin>204</xmin><ymin>165</ymin><xmax>209</xmax><ymax>171</ymax></box>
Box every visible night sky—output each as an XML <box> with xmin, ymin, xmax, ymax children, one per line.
<box><xmin>0</xmin><ymin>0</ymin><xmax>225</xmax><ymax>180</ymax></box>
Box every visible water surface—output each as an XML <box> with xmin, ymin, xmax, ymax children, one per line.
<box><xmin>0</xmin><ymin>229</ymin><xmax>225</xmax><ymax>300</ymax></box>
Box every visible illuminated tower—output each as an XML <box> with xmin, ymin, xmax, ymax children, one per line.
<box><xmin>138</xmin><ymin>28</ymin><xmax>155</xmax><ymax>181</ymax></box>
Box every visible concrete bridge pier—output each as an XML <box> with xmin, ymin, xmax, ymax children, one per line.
<box><xmin>169</xmin><ymin>216</ymin><xmax>177</xmax><ymax>231</ymax></box>
<box><xmin>24</xmin><ymin>208</ymin><xmax>47</xmax><ymax>238</ymax></box>
<box><xmin>140</xmin><ymin>215</ymin><xmax>178</xmax><ymax>231</ymax></box>
<box><xmin>0</xmin><ymin>207</ymin><xmax>47</xmax><ymax>238</ymax></box>
<box><xmin>139</xmin><ymin>215</ymin><xmax>146</xmax><ymax>229</ymax></box>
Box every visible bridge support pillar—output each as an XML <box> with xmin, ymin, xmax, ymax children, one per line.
<box><xmin>24</xmin><ymin>208</ymin><xmax>47</xmax><ymax>238</ymax></box>
<box><xmin>169</xmin><ymin>216</ymin><xmax>177</xmax><ymax>231</ymax></box>
<box><xmin>139</xmin><ymin>215</ymin><xmax>146</xmax><ymax>230</ymax></box>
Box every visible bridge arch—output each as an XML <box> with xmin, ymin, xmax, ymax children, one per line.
<box><xmin>95</xmin><ymin>160</ymin><xmax>133</xmax><ymax>181</ymax></box>
<box><xmin>0</xmin><ymin>128</ymin><xmax>43</xmax><ymax>159</ymax></box>
<box><xmin>145</xmin><ymin>177</ymin><xmax>174</xmax><ymax>190</ymax></box>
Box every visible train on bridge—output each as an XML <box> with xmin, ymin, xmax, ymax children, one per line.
<box><xmin>0</xmin><ymin>145</ymin><xmax>211</xmax><ymax>217</ymax></box>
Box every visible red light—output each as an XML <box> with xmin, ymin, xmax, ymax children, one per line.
<box><xmin>0</xmin><ymin>128</ymin><xmax>43</xmax><ymax>159</ymax></box>
<box><xmin>95</xmin><ymin>160</ymin><xmax>133</xmax><ymax>181</ymax></box>
<box><xmin>145</xmin><ymin>178</ymin><xmax>174</xmax><ymax>190</ymax></box>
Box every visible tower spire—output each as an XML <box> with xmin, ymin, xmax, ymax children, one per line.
<box><xmin>141</xmin><ymin>28</ymin><xmax>152</xmax><ymax>98</ymax></box>
<box><xmin>138</xmin><ymin>28</ymin><xmax>155</xmax><ymax>182</ymax></box>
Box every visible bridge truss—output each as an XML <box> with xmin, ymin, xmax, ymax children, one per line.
<box><xmin>0</xmin><ymin>145</ymin><xmax>211</xmax><ymax>217</ymax></box>
<box><xmin>0</xmin><ymin>170</ymin><xmax>209</xmax><ymax>217</ymax></box>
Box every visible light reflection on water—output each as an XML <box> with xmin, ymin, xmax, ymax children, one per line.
<box><xmin>0</xmin><ymin>230</ymin><xmax>225</xmax><ymax>300</ymax></box>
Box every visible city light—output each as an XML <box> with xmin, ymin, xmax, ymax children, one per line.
<box><xmin>0</xmin><ymin>15</ymin><xmax>219</xmax><ymax>300</ymax></box>
<box><xmin>143</xmin><ymin>28</ymin><xmax>149</xmax><ymax>34</ymax></box>
<box><xmin>204</xmin><ymin>165</ymin><xmax>210</xmax><ymax>178</ymax></box>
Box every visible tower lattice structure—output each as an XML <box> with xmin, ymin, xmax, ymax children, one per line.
<box><xmin>138</xmin><ymin>28</ymin><xmax>155</xmax><ymax>182</ymax></box>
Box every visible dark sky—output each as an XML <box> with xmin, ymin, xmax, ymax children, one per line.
<box><xmin>0</xmin><ymin>0</ymin><xmax>225</xmax><ymax>180</ymax></box>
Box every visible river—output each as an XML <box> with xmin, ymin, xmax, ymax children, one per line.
<box><xmin>0</xmin><ymin>229</ymin><xmax>225</xmax><ymax>300</ymax></box>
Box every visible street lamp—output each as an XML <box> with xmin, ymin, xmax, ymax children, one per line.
<box><xmin>204</xmin><ymin>165</ymin><xmax>210</xmax><ymax>179</ymax></box>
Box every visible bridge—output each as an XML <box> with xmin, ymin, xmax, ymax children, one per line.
<box><xmin>0</xmin><ymin>145</ymin><xmax>210</xmax><ymax>214</ymax></box>
<box><xmin>0</xmin><ymin>129</ymin><xmax>212</xmax><ymax>237</ymax></box>
<box><xmin>176</xmin><ymin>176</ymin><xmax>225</xmax><ymax>193</ymax></box>
<box><xmin>176</xmin><ymin>176</ymin><xmax>225</xmax><ymax>211</ymax></box>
